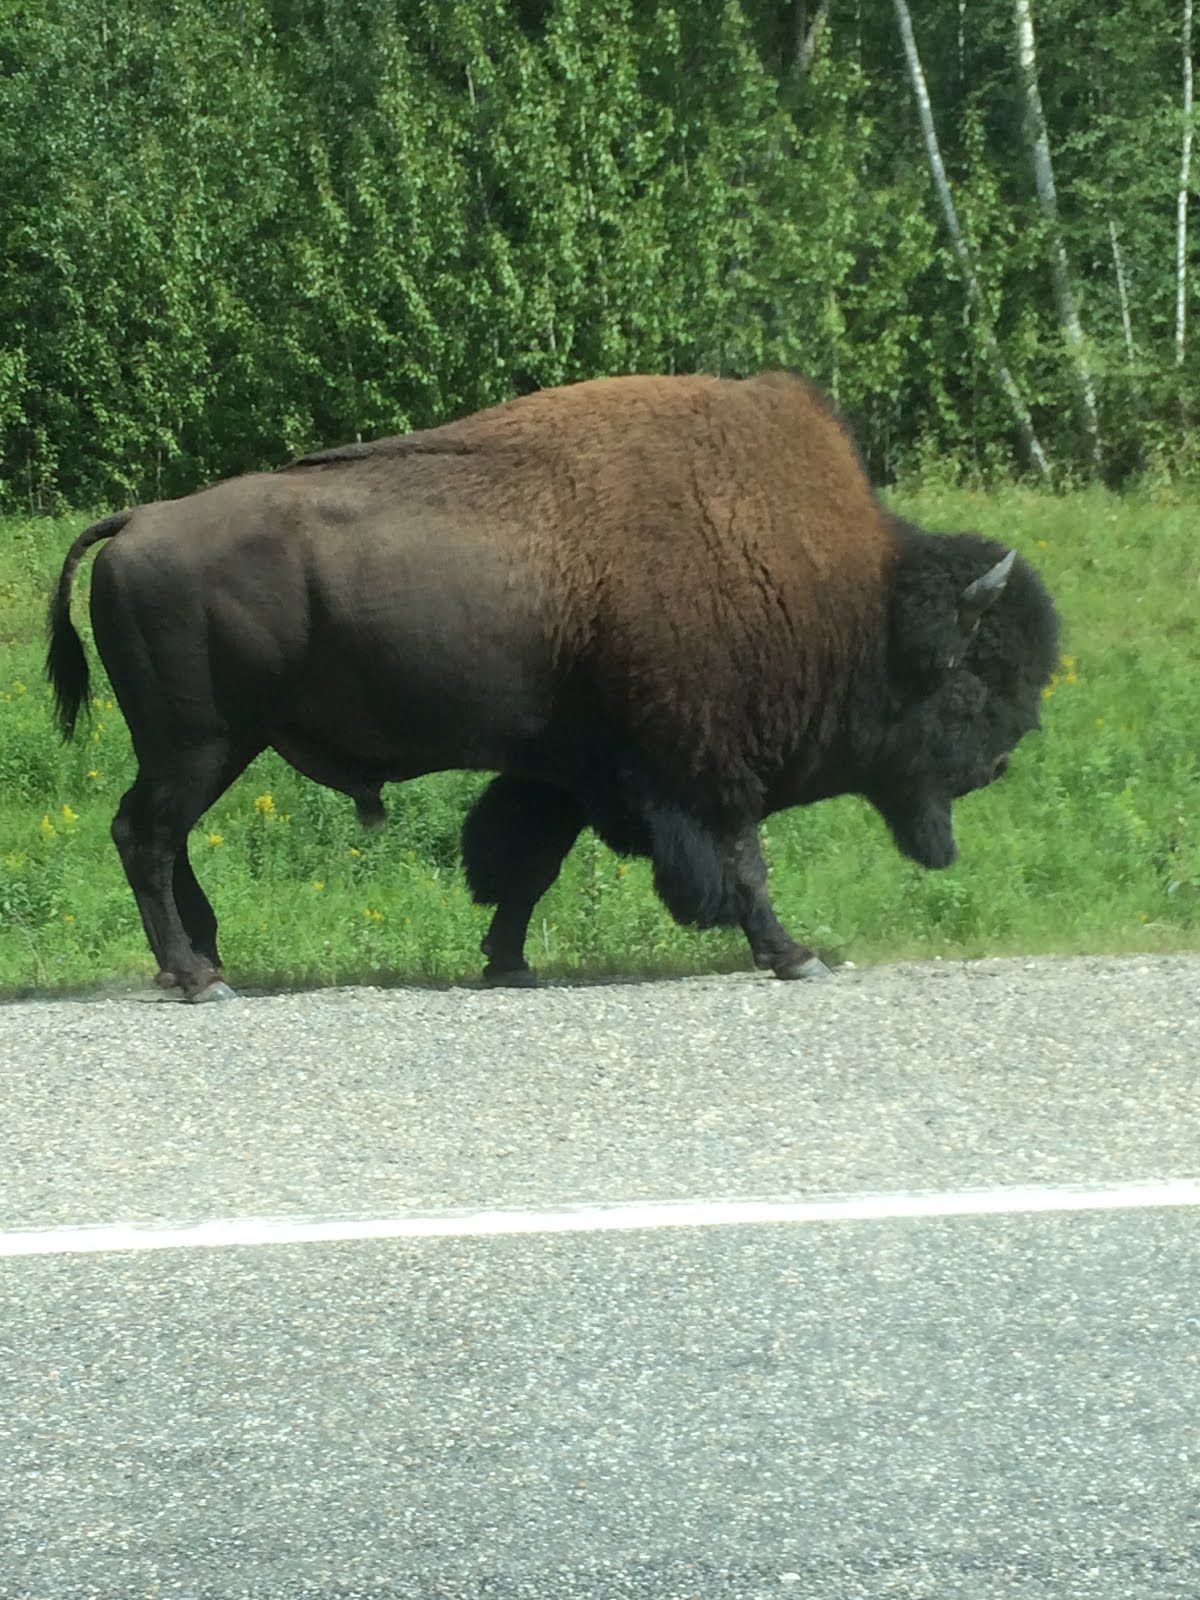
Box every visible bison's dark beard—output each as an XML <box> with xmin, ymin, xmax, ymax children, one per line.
<box><xmin>872</xmin><ymin>790</ymin><xmax>958</xmax><ymax>870</ymax></box>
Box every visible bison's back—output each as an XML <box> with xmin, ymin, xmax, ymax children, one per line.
<box><xmin>87</xmin><ymin>465</ymin><xmax>560</xmax><ymax>776</ymax></box>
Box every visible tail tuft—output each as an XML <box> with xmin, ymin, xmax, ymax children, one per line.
<box><xmin>45</xmin><ymin>594</ymin><xmax>92</xmax><ymax>740</ymax></box>
<box><xmin>45</xmin><ymin>510</ymin><xmax>133</xmax><ymax>740</ymax></box>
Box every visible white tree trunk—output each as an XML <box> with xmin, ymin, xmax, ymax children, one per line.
<box><xmin>1013</xmin><ymin>0</ymin><xmax>1102</xmax><ymax>472</ymax></box>
<box><xmin>892</xmin><ymin>0</ymin><xmax>1050</xmax><ymax>477</ymax></box>
<box><xmin>1177</xmin><ymin>0</ymin><xmax>1194</xmax><ymax>370</ymax></box>
<box><xmin>796</xmin><ymin>0</ymin><xmax>831</xmax><ymax>74</ymax></box>
<box><xmin>1092</xmin><ymin>68</ymin><xmax>1137</xmax><ymax>376</ymax></box>
<box><xmin>1109</xmin><ymin>220</ymin><xmax>1137</xmax><ymax>370</ymax></box>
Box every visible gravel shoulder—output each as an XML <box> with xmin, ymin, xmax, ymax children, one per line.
<box><xmin>3</xmin><ymin>954</ymin><xmax>1197</xmax><ymax>1230</ymax></box>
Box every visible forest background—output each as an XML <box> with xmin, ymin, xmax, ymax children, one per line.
<box><xmin>0</xmin><ymin>0</ymin><xmax>1197</xmax><ymax>990</ymax></box>
<box><xmin>3</xmin><ymin>0</ymin><xmax>1199</xmax><ymax>501</ymax></box>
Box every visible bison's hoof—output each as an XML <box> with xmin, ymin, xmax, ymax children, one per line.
<box><xmin>483</xmin><ymin>964</ymin><xmax>539</xmax><ymax>989</ymax></box>
<box><xmin>774</xmin><ymin>954</ymin><xmax>832</xmax><ymax>981</ymax></box>
<box><xmin>191</xmin><ymin>979</ymin><xmax>239</xmax><ymax>1003</ymax></box>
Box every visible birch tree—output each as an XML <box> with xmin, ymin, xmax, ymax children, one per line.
<box><xmin>796</xmin><ymin>0</ymin><xmax>831</xmax><ymax>75</ymax></box>
<box><xmin>1013</xmin><ymin>0</ymin><xmax>1102</xmax><ymax>473</ymax></box>
<box><xmin>1091</xmin><ymin>52</ymin><xmax>1138</xmax><ymax>384</ymax></box>
<box><xmin>1109</xmin><ymin>221</ymin><xmax>1137</xmax><ymax>372</ymax></box>
<box><xmin>1177</xmin><ymin>0</ymin><xmax>1194</xmax><ymax>373</ymax></box>
<box><xmin>892</xmin><ymin>0</ymin><xmax>1050</xmax><ymax>477</ymax></box>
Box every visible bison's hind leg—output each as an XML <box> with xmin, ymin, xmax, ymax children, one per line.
<box><xmin>173</xmin><ymin>848</ymin><xmax>221</xmax><ymax>966</ymax></box>
<box><xmin>112</xmin><ymin>737</ymin><xmax>260</xmax><ymax>1000</ymax></box>
<box><xmin>461</xmin><ymin>777</ymin><xmax>583</xmax><ymax>984</ymax></box>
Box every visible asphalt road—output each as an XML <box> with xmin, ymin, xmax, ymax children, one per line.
<box><xmin>2</xmin><ymin>953</ymin><xmax>1198</xmax><ymax>1599</ymax></box>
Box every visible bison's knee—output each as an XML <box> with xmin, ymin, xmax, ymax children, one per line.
<box><xmin>111</xmin><ymin>793</ymin><xmax>142</xmax><ymax>861</ymax></box>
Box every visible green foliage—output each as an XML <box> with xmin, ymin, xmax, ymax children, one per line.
<box><xmin>4</xmin><ymin>0</ymin><xmax>1200</xmax><ymax>503</ymax></box>
<box><xmin>2</xmin><ymin>492</ymin><xmax>1198</xmax><ymax>994</ymax></box>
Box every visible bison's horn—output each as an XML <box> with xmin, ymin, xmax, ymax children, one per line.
<box><xmin>958</xmin><ymin>549</ymin><xmax>1016</xmax><ymax>639</ymax></box>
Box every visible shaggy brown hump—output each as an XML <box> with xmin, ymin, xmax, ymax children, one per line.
<box><xmin>462</xmin><ymin>372</ymin><xmax>895</xmax><ymax>810</ymax></box>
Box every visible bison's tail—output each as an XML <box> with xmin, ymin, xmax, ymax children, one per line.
<box><xmin>46</xmin><ymin>511</ymin><xmax>133</xmax><ymax>740</ymax></box>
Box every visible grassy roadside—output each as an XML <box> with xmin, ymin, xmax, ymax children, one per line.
<box><xmin>1</xmin><ymin>486</ymin><xmax>1197</xmax><ymax>996</ymax></box>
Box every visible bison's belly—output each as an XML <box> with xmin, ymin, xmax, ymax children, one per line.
<box><xmin>268</xmin><ymin>624</ymin><xmax>563</xmax><ymax>785</ymax></box>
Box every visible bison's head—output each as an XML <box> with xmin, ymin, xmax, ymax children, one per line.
<box><xmin>863</xmin><ymin>524</ymin><xmax>1060</xmax><ymax>870</ymax></box>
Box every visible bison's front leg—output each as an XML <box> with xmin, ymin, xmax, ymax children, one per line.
<box><xmin>728</xmin><ymin>827</ymin><xmax>831</xmax><ymax>981</ymax></box>
<box><xmin>642</xmin><ymin>800</ymin><xmax>829</xmax><ymax>979</ymax></box>
<box><xmin>462</xmin><ymin>777</ymin><xmax>584</xmax><ymax>985</ymax></box>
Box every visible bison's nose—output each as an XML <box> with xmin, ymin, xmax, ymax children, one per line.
<box><xmin>992</xmin><ymin>753</ymin><xmax>1010</xmax><ymax>781</ymax></box>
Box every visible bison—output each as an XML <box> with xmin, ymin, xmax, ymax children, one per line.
<box><xmin>47</xmin><ymin>371</ymin><xmax>1059</xmax><ymax>1001</ymax></box>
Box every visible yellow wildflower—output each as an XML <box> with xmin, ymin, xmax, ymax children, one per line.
<box><xmin>61</xmin><ymin>804</ymin><xmax>78</xmax><ymax>825</ymax></box>
<box><xmin>207</xmin><ymin>832</ymin><xmax>224</xmax><ymax>847</ymax></box>
<box><xmin>254</xmin><ymin>793</ymin><xmax>274</xmax><ymax>815</ymax></box>
<box><xmin>40</xmin><ymin>814</ymin><xmax>55</xmax><ymax>840</ymax></box>
<box><xmin>87</xmin><ymin>768</ymin><xmax>100</xmax><ymax>779</ymax></box>
<box><xmin>363</xmin><ymin>907</ymin><xmax>382</xmax><ymax>922</ymax></box>
<box><xmin>349</xmin><ymin>846</ymin><xmax>362</xmax><ymax>858</ymax></box>
<box><xmin>63</xmin><ymin>913</ymin><xmax>75</xmax><ymax>923</ymax></box>
<box><xmin>311</xmin><ymin>880</ymin><xmax>324</xmax><ymax>891</ymax></box>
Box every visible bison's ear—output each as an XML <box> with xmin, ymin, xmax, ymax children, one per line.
<box><xmin>957</xmin><ymin>548</ymin><xmax>1016</xmax><ymax>642</ymax></box>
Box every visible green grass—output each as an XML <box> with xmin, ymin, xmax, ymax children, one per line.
<box><xmin>1</xmin><ymin>486</ymin><xmax>1197</xmax><ymax>995</ymax></box>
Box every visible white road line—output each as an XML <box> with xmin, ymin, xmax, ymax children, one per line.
<box><xmin>3</xmin><ymin>1179</ymin><xmax>1199</xmax><ymax>1259</ymax></box>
